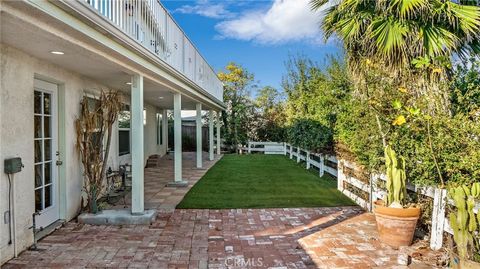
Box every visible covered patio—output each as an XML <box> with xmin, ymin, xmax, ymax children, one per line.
<box><xmin>110</xmin><ymin>152</ymin><xmax>222</xmax><ymax>211</ymax></box>
<box><xmin>1</xmin><ymin>0</ymin><xmax>226</xmax><ymax>226</ymax></box>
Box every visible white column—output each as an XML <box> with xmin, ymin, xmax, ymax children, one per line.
<box><xmin>131</xmin><ymin>74</ymin><xmax>144</xmax><ymax>214</ymax></box>
<box><xmin>209</xmin><ymin>110</ymin><xmax>214</xmax><ymax>161</ymax></box>
<box><xmin>174</xmin><ymin>93</ymin><xmax>183</xmax><ymax>182</ymax></box>
<box><xmin>162</xmin><ymin>109</ymin><xmax>168</xmax><ymax>152</ymax></box>
<box><xmin>216</xmin><ymin>111</ymin><xmax>221</xmax><ymax>155</ymax></box>
<box><xmin>196</xmin><ymin>103</ymin><xmax>202</xmax><ymax>168</ymax></box>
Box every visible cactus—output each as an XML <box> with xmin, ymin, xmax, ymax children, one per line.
<box><xmin>384</xmin><ymin>145</ymin><xmax>407</xmax><ymax>207</ymax></box>
<box><xmin>449</xmin><ymin>184</ymin><xmax>480</xmax><ymax>261</ymax></box>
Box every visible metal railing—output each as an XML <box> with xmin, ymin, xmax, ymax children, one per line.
<box><xmin>83</xmin><ymin>0</ymin><xmax>223</xmax><ymax>102</ymax></box>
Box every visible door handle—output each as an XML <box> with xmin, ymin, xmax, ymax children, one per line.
<box><xmin>56</xmin><ymin>160</ymin><xmax>63</xmax><ymax>166</ymax></box>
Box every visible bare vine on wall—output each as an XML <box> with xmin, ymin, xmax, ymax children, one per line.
<box><xmin>75</xmin><ymin>90</ymin><xmax>122</xmax><ymax>213</ymax></box>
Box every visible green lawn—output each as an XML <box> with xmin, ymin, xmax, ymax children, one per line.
<box><xmin>177</xmin><ymin>154</ymin><xmax>356</xmax><ymax>209</ymax></box>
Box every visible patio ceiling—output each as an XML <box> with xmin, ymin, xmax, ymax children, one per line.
<box><xmin>0</xmin><ymin>2</ymin><xmax>215</xmax><ymax>110</ymax></box>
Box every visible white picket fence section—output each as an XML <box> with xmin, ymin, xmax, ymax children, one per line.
<box><xmin>247</xmin><ymin>142</ymin><xmax>286</xmax><ymax>155</ymax></box>
<box><xmin>244</xmin><ymin>141</ymin><xmax>479</xmax><ymax>251</ymax></box>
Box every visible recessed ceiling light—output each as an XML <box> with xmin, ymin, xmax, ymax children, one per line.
<box><xmin>158</xmin><ymin>96</ymin><xmax>164</xmax><ymax>99</ymax></box>
<box><xmin>126</xmin><ymin>82</ymin><xmax>132</xmax><ymax>85</ymax></box>
<box><xmin>50</xmin><ymin>51</ymin><xmax>64</xmax><ymax>55</ymax></box>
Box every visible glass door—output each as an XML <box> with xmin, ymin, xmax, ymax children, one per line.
<box><xmin>34</xmin><ymin>79</ymin><xmax>59</xmax><ymax>228</ymax></box>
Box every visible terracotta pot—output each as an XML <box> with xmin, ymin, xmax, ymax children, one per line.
<box><xmin>373</xmin><ymin>200</ymin><xmax>421</xmax><ymax>248</ymax></box>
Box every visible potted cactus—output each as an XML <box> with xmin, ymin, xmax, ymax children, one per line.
<box><xmin>449</xmin><ymin>183</ymin><xmax>480</xmax><ymax>269</ymax></box>
<box><xmin>373</xmin><ymin>145</ymin><xmax>421</xmax><ymax>248</ymax></box>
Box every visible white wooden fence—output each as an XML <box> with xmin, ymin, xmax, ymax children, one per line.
<box><xmin>247</xmin><ymin>142</ymin><xmax>286</xmax><ymax>155</ymax></box>
<box><xmin>244</xmin><ymin>141</ymin><xmax>479</xmax><ymax>251</ymax></box>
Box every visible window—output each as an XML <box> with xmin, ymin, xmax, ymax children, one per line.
<box><xmin>156</xmin><ymin>113</ymin><xmax>163</xmax><ymax>145</ymax></box>
<box><xmin>118</xmin><ymin>104</ymin><xmax>130</xmax><ymax>156</ymax></box>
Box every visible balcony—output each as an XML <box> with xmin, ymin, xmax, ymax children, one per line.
<box><xmin>81</xmin><ymin>0</ymin><xmax>223</xmax><ymax>102</ymax></box>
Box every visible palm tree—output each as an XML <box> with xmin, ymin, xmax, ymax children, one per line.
<box><xmin>311</xmin><ymin>0</ymin><xmax>480</xmax><ymax>75</ymax></box>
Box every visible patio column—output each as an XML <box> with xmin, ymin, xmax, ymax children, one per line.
<box><xmin>171</xmin><ymin>92</ymin><xmax>187</xmax><ymax>186</ymax></box>
<box><xmin>196</xmin><ymin>103</ymin><xmax>203</xmax><ymax>168</ymax></box>
<box><xmin>162</xmin><ymin>109</ymin><xmax>168</xmax><ymax>152</ymax></box>
<box><xmin>131</xmin><ymin>74</ymin><xmax>144</xmax><ymax>214</ymax></box>
<box><xmin>216</xmin><ymin>111</ymin><xmax>221</xmax><ymax>155</ymax></box>
<box><xmin>209</xmin><ymin>110</ymin><xmax>214</xmax><ymax>161</ymax></box>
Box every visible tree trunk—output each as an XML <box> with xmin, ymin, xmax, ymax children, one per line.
<box><xmin>100</xmin><ymin>124</ymin><xmax>113</xmax><ymax>179</ymax></box>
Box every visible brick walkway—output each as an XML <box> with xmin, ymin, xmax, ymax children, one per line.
<box><xmin>3</xmin><ymin>153</ymin><xmax>444</xmax><ymax>269</ymax></box>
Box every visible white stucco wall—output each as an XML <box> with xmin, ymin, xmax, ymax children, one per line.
<box><xmin>0</xmin><ymin>44</ymin><xmax>166</xmax><ymax>264</ymax></box>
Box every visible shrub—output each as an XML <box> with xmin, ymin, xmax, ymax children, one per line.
<box><xmin>287</xmin><ymin>119</ymin><xmax>333</xmax><ymax>153</ymax></box>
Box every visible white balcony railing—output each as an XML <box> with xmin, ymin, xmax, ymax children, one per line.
<box><xmin>83</xmin><ymin>0</ymin><xmax>223</xmax><ymax>102</ymax></box>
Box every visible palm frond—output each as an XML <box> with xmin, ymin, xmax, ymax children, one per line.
<box><xmin>391</xmin><ymin>0</ymin><xmax>430</xmax><ymax>19</ymax></box>
<box><xmin>421</xmin><ymin>25</ymin><xmax>460</xmax><ymax>56</ymax></box>
<box><xmin>446</xmin><ymin>2</ymin><xmax>480</xmax><ymax>36</ymax></box>
<box><xmin>310</xmin><ymin>0</ymin><xmax>330</xmax><ymax>11</ymax></box>
<box><xmin>369</xmin><ymin>19</ymin><xmax>409</xmax><ymax>57</ymax></box>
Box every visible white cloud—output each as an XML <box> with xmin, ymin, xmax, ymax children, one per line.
<box><xmin>174</xmin><ymin>0</ymin><xmax>234</xmax><ymax>19</ymax></box>
<box><xmin>215</xmin><ymin>0</ymin><xmax>326</xmax><ymax>45</ymax></box>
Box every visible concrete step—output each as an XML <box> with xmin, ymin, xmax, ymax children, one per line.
<box><xmin>145</xmin><ymin>154</ymin><xmax>161</xmax><ymax>168</ymax></box>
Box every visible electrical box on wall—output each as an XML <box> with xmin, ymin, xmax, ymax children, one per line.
<box><xmin>4</xmin><ymin>157</ymin><xmax>23</xmax><ymax>174</ymax></box>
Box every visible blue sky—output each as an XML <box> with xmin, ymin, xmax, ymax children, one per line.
<box><xmin>162</xmin><ymin>0</ymin><xmax>342</xmax><ymax>95</ymax></box>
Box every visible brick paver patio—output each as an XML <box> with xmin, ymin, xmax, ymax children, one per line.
<box><xmin>110</xmin><ymin>152</ymin><xmax>220</xmax><ymax>210</ymax></box>
<box><xmin>3</xmin><ymin>153</ymin><xmax>444</xmax><ymax>269</ymax></box>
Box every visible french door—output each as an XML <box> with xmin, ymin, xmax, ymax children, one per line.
<box><xmin>34</xmin><ymin>79</ymin><xmax>59</xmax><ymax>228</ymax></box>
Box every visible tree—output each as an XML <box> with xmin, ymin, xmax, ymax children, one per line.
<box><xmin>311</xmin><ymin>0</ymin><xmax>480</xmax><ymax>110</ymax></box>
<box><xmin>256</xmin><ymin>86</ymin><xmax>282</xmax><ymax>112</ymax></box>
<box><xmin>450</xmin><ymin>57</ymin><xmax>480</xmax><ymax>117</ymax></box>
<box><xmin>218</xmin><ymin>63</ymin><xmax>257</xmax><ymax>151</ymax></box>
<box><xmin>254</xmin><ymin>86</ymin><xmax>287</xmax><ymax>141</ymax></box>
<box><xmin>282</xmin><ymin>56</ymin><xmax>321</xmax><ymax>124</ymax></box>
<box><xmin>312</xmin><ymin>0</ymin><xmax>480</xmax><ymax>73</ymax></box>
<box><xmin>283</xmin><ymin>56</ymin><xmax>352</xmax><ymax>129</ymax></box>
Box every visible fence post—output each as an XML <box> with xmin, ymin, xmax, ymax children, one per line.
<box><xmin>319</xmin><ymin>155</ymin><xmax>325</xmax><ymax>177</ymax></box>
<box><xmin>368</xmin><ymin>174</ymin><xmax>376</xmax><ymax>212</ymax></box>
<box><xmin>248</xmin><ymin>142</ymin><xmax>251</xmax><ymax>154</ymax></box>
<box><xmin>306</xmin><ymin>151</ymin><xmax>310</xmax><ymax>169</ymax></box>
<box><xmin>337</xmin><ymin>159</ymin><xmax>344</xmax><ymax>192</ymax></box>
<box><xmin>297</xmin><ymin>148</ymin><xmax>301</xmax><ymax>163</ymax></box>
<box><xmin>283</xmin><ymin>142</ymin><xmax>287</xmax><ymax>155</ymax></box>
<box><xmin>289</xmin><ymin>145</ymin><xmax>293</xmax><ymax>159</ymax></box>
<box><xmin>430</xmin><ymin>188</ymin><xmax>447</xmax><ymax>250</ymax></box>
